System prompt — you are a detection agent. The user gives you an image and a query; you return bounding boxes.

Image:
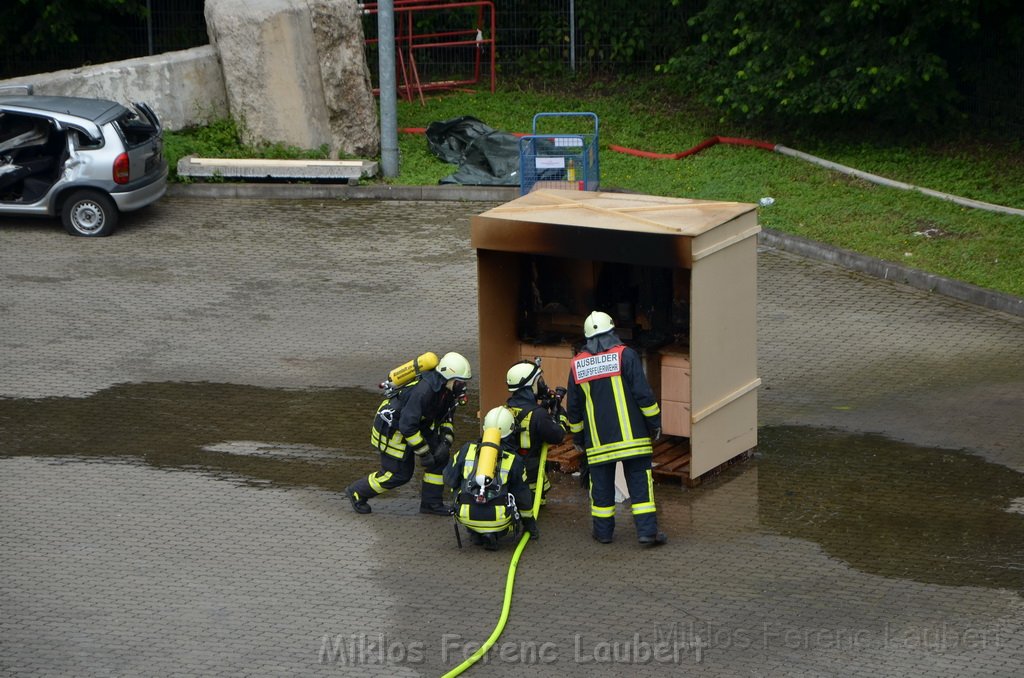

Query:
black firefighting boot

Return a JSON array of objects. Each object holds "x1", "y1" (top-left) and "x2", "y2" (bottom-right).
[
  {"x1": 345, "y1": 485, "x2": 372, "y2": 514},
  {"x1": 483, "y1": 533, "x2": 499, "y2": 551},
  {"x1": 639, "y1": 532, "x2": 668, "y2": 547},
  {"x1": 420, "y1": 480, "x2": 450, "y2": 515},
  {"x1": 419, "y1": 502, "x2": 452, "y2": 516}
]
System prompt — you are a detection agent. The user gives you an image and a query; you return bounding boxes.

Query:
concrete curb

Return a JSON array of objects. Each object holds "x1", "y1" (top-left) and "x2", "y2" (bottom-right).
[
  {"x1": 759, "y1": 228, "x2": 1024, "y2": 318},
  {"x1": 167, "y1": 182, "x2": 519, "y2": 203},
  {"x1": 167, "y1": 182, "x2": 1024, "y2": 319}
]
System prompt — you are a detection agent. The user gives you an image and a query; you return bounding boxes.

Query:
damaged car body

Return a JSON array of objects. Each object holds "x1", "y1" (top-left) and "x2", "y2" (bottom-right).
[{"x1": 0, "y1": 87, "x2": 166, "y2": 236}]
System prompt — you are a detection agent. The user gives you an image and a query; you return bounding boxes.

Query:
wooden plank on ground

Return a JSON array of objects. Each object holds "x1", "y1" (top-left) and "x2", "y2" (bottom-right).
[
  {"x1": 659, "y1": 453, "x2": 692, "y2": 473},
  {"x1": 545, "y1": 440, "x2": 581, "y2": 473}
]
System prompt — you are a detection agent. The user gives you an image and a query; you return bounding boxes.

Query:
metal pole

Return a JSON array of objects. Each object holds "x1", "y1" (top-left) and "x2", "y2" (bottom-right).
[
  {"x1": 378, "y1": 0, "x2": 399, "y2": 178},
  {"x1": 569, "y1": 0, "x2": 576, "y2": 73}
]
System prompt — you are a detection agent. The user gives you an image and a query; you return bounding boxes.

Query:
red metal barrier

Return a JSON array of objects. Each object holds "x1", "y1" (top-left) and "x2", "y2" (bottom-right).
[{"x1": 362, "y1": 1, "x2": 496, "y2": 104}]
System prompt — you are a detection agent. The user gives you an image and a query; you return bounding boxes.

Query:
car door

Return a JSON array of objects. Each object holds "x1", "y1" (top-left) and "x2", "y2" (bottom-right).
[{"x1": 116, "y1": 102, "x2": 164, "y2": 183}]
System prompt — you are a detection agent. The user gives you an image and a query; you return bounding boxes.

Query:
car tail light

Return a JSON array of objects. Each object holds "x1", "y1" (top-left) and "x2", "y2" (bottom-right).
[{"x1": 113, "y1": 152, "x2": 130, "y2": 184}]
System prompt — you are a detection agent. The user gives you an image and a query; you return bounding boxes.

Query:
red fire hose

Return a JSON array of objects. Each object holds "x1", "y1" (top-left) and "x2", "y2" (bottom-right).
[{"x1": 608, "y1": 135, "x2": 774, "y2": 159}]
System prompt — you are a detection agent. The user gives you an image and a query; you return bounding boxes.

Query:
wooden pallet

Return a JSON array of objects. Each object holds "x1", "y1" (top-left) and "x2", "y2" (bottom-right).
[
  {"x1": 650, "y1": 437, "x2": 692, "y2": 484},
  {"x1": 545, "y1": 435, "x2": 753, "y2": 487},
  {"x1": 544, "y1": 435, "x2": 694, "y2": 484},
  {"x1": 544, "y1": 438, "x2": 582, "y2": 473},
  {"x1": 652, "y1": 439, "x2": 757, "y2": 487}
]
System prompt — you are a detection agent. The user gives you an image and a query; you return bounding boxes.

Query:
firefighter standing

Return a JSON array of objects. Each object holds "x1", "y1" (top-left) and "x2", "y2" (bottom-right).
[
  {"x1": 566, "y1": 312, "x2": 668, "y2": 546},
  {"x1": 505, "y1": 360, "x2": 569, "y2": 503},
  {"x1": 345, "y1": 352, "x2": 472, "y2": 515},
  {"x1": 444, "y1": 406, "x2": 538, "y2": 550}
]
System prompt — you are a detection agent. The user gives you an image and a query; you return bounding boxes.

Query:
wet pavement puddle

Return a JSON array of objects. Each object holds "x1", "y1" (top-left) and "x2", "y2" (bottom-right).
[
  {"x1": 0, "y1": 381, "x2": 462, "y2": 490},
  {"x1": 758, "y1": 426, "x2": 1024, "y2": 593},
  {"x1": 2, "y1": 383, "x2": 1022, "y2": 593}
]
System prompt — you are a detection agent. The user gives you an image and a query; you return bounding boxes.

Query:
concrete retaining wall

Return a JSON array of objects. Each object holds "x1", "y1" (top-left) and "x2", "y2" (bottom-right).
[{"x1": 0, "y1": 46, "x2": 228, "y2": 132}]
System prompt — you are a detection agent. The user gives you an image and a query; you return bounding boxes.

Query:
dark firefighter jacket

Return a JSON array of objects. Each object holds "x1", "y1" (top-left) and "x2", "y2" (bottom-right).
[
  {"x1": 507, "y1": 389, "x2": 568, "y2": 458},
  {"x1": 371, "y1": 370, "x2": 456, "y2": 458},
  {"x1": 444, "y1": 439, "x2": 535, "y2": 531},
  {"x1": 566, "y1": 341, "x2": 661, "y2": 466}
]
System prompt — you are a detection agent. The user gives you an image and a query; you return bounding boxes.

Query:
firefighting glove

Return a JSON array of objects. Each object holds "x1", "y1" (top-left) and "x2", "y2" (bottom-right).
[
  {"x1": 651, "y1": 427, "x2": 662, "y2": 442},
  {"x1": 557, "y1": 413, "x2": 573, "y2": 436},
  {"x1": 522, "y1": 517, "x2": 539, "y2": 540},
  {"x1": 558, "y1": 411, "x2": 570, "y2": 435},
  {"x1": 420, "y1": 439, "x2": 452, "y2": 469},
  {"x1": 576, "y1": 446, "x2": 590, "y2": 489}
]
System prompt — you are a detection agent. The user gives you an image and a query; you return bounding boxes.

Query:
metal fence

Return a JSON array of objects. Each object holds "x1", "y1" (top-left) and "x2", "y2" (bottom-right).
[
  {"x1": 3, "y1": 1, "x2": 685, "y2": 80},
  {"x1": 3, "y1": 1, "x2": 1019, "y2": 136},
  {"x1": 0, "y1": 0, "x2": 207, "y2": 79},
  {"x1": 356, "y1": 0, "x2": 691, "y2": 100}
]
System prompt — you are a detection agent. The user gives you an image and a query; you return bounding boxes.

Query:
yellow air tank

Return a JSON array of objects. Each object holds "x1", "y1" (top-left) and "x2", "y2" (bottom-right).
[
  {"x1": 384, "y1": 352, "x2": 439, "y2": 388},
  {"x1": 474, "y1": 428, "x2": 501, "y2": 491}
]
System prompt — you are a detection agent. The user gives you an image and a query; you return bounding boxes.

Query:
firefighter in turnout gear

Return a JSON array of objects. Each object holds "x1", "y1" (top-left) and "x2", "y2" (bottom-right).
[
  {"x1": 566, "y1": 312, "x2": 668, "y2": 546},
  {"x1": 444, "y1": 406, "x2": 537, "y2": 551},
  {"x1": 345, "y1": 352, "x2": 471, "y2": 515},
  {"x1": 505, "y1": 360, "x2": 569, "y2": 503}
]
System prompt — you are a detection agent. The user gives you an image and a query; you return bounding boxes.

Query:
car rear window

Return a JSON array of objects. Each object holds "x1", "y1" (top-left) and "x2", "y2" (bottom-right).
[{"x1": 116, "y1": 107, "x2": 158, "y2": 146}]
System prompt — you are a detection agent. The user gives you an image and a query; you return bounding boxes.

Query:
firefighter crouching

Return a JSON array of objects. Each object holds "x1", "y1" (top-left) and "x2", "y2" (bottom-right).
[
  {"x1": 444, "y1": 406, "x2": 538, "y2": 551},
  {"x1": 567, "y1": 311, "x2": 668, "y2": 547},
  {"x1": 505, "y1": 360, "x2": 569, "y2": 504},
  {"x1": 345, "y1": 351, "x2": 472, "y2": 515}
]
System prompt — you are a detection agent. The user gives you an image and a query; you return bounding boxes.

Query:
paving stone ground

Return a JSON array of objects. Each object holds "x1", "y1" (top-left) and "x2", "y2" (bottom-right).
[{"x1": 1, "y1": 196, "x2": 1023, "y2": 677}]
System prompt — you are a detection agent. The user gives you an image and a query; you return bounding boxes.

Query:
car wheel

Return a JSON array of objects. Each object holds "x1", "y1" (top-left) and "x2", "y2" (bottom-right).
[{"x1": 61, "y1": 190, "x2": 118, "y2": 237}]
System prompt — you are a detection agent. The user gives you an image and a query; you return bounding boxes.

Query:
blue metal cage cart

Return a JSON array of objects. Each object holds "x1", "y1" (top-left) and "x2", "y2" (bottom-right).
[{"x1": 518, "y1": 112, "x2": 599, "y2": 195}]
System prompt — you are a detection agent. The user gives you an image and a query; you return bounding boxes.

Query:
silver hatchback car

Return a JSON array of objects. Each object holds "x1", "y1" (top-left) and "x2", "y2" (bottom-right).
[{"x1": 0, "y1": 87, "x2": 167, "y2": 236}]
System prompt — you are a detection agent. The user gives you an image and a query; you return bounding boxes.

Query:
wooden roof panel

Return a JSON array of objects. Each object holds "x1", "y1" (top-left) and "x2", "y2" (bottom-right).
[{"x1": 478, "y1": 189, "x2": 756, "y2": 236}]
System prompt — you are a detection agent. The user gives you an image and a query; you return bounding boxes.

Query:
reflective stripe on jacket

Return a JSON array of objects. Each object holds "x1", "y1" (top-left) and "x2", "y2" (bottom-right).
[
  {"x1": 507, "y1": 389, "x2": 566, "y2": 458},
  {"x1": 370, "y1": 370, "x2": 454, "y2": 458},
  {"x1": 566, "y1": 343, "x2": 661, "y2": 466}
]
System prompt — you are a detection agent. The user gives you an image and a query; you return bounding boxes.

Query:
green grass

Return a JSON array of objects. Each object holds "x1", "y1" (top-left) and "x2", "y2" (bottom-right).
[{"x1": 164, "y1": 80, "x2": 1024, "y2": 297}]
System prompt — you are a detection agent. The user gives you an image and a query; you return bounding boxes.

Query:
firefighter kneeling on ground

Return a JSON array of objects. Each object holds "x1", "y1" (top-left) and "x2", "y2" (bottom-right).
[
  {"x1": 345, "y1": 351, "x2": 471, "y2": 515},
  {"x1": 444, "y1": 405, "x2": 538, "y2": 551},
  {"x1": 505, "y1": 360, "x2": 570, "y2": 504}
]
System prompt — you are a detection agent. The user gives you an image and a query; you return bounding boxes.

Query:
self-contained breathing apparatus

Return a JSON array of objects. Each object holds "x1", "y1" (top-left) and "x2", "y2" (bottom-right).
[
  {"x1": 463, "y1": 427, "x2": 504, "y2": 504},
  {"x1": 373, "y1": 352, "x2": 468, "y2": 456},
  {"x1": 453, "y1": 427, "x2": 527, "y2": 548},
  {"x1": 538, "y1": 380, "x2": 568, "y2": 418},
  {"x1": 508, "y1": 357, "x2": 567, "y2": 427},
  {"x1": 379, "y1": 351, "x2": 439, "y2": 397},
  {"x1": 518, "y1": 357, "x2": 567, "y2": 417},
  {"x1": 514, "y1": 358, "x2": 568, "y2": 453},
  {"x1": 507, "y1": 359, "x2": 567, "y2": 512}
]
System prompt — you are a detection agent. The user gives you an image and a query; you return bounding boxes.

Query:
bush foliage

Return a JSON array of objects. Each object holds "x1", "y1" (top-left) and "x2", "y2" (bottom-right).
[
  {"x1": 0, "y1": 0, "x2": 146, "y2": 60},
  {"x1": 658, "y1": 0, "x2": 1022, "y2": 128}
]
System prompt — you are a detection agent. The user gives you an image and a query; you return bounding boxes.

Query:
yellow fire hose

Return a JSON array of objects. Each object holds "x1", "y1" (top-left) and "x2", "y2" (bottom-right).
[{"x1": 441, "y1": 444, "x2": 548, "y2": 678}]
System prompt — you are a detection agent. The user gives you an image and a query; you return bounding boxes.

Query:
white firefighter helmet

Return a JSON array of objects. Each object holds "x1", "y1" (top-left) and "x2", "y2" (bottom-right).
[
  {"x1": 583, "y1": 310, "x2": 615, "y2": 338},
  {"x1": 506, "y1": 360, "x2": 541, "y2": 392},
  {"x1": 482, "y1": 405, "x2": 516, "y2": 439},
  {"x1": 437, "y1": 352, "x2": 472, "y2": 381}
]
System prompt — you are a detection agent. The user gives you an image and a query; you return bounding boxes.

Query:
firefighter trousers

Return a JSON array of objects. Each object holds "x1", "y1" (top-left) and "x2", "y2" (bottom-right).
[
  {"x1": 348, "y1": 448, "x2": 446, "y2": 505},
  {"x1": 588, "y1": 455, "x2": 658, "y2": 542}
]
